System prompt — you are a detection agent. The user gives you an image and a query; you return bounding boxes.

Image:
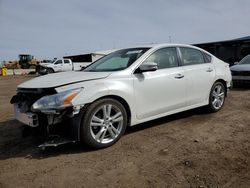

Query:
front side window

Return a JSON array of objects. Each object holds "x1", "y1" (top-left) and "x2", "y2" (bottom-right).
[
  {"x1": 144, "y1": 47, "x2": 179, "y2": 69},
  {"x1": 180, "y1": 47, "x2": 205, "y2": 66},
  {"x1": 84, "y1": 48, "x2": 149, "y2": 72},
  {"x1": 55, "y1": 60, "x2": 62, "y2": 65}
]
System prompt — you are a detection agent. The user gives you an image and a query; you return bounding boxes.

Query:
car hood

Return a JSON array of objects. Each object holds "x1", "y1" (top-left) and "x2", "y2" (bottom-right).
[
  {"x1": 230, "y1": 64, "x2": 250, "y2": 71},
  {"x1": 40, "y1": 63, "x2": 51, "y2": 66},
  {"x1": 18, "y1": 71, "x2": 111, "y2": 89}
]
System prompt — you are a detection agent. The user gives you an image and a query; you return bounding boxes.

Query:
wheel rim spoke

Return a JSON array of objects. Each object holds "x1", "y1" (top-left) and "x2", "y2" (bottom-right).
[
  {"x1": 217, "y1": 99, "x2": 221, "y2": 106},
  {"x1": 212, "y1": 99, "x2": 217, "y2": 106},
  {"x1": 91, "y1": 122, "x2": 103, "y2": 127},
  {"x1": 100, "y1": 129, "x2": 108, "y2": 142},
  {"x1": 95, "y1": 127, "x2": 105, "y2": 140},
  {"x1": 111, "y1": 112, "x2": 123, "y2": 122},
  {"x1": 218, "y1": 93, "x2": 224, "y2": 97},
  {"x1": 212, "y1": 91, "x2": 217, "y2": 97},
  {"x1": 108, "y1": 127, "x2": 116, "y2": 139},
  {"x1": 92, "y1": 115, "x2": 103, "y2": 123},
  {"x1": 107, "y1": 104, "x2": 112, "y2": 118},
  {"x1": 102, "y1": 106, "x2": 108, "y2": 119},
  {"x1": 217, "y1": 86, "x2": 221, "y2": 94},
  {"x1": 111, "y1": 124, "x2": 119, "y2": 135}
]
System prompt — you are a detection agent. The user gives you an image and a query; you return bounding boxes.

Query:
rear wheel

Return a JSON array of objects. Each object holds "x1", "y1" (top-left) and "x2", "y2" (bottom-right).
[
  {"x1": 208, "y1": 82, "x2": 226, "y2": 112},
  {"x1": 80, "y1": 98, "x2": 127, "y2": 148}
]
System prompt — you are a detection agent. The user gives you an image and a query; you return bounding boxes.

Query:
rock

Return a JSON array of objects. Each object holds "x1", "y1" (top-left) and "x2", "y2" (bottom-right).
[{"x1": 194, "y1": 139, "x2": 199, "y2": 142}]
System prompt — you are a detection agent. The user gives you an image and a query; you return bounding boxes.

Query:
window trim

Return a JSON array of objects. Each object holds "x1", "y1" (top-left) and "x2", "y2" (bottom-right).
[{"x1": 177, "y1": 47, "x2": 209, "y2": 67}]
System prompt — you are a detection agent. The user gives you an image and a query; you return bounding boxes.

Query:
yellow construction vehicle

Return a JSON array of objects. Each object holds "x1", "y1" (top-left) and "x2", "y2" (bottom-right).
[
  {"x1": 4, "y1": 54, "x2": 41, "y2": 69},
  {"x1": 19, "y1": 54, "x2": 40, "y2": 69}
]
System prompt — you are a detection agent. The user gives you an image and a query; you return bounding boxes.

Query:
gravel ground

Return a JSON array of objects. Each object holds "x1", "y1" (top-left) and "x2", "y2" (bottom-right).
[{"x1": 0, "y1": 75, "x2": 249, "y2": 188}]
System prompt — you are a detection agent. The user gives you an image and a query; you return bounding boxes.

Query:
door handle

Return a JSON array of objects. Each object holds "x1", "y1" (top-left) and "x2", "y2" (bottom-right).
[
  {"x1": 206, "y1": 67, "x2": 213, "y2": 72},
  {"x1": 175, "y1": 73, "x2": 184, "y2": 79}
]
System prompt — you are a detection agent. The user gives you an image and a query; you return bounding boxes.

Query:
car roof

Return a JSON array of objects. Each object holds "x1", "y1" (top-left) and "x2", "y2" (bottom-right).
[{"x1": 129, "y1": 43, "x2": 198, "y2": 49}]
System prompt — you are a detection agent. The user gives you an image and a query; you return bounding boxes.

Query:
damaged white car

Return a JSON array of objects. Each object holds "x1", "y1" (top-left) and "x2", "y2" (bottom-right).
[{"x1": 11, "y1": 44, "x2": 232, "y2": 149}]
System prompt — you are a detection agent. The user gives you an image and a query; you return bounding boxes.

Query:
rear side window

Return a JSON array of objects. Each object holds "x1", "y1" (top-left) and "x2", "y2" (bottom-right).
[
  {"x1": 64, "y1": 60, "x2": 70, "y2": 64},
  {"x1": 144, "y1": 47, "x2": 179, "y2": 69},
  {"x1": 203, "y1": 53, "x2": 212, "y2": 63},
  {"x1": 179, "y1": 47, "x2": 205, "y2": 66}
]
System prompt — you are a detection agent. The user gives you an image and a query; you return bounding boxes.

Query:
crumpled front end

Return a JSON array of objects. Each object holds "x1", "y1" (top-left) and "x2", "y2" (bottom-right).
[{"x1": 10, "y1": 87, "x2": 83, "y2": 147}]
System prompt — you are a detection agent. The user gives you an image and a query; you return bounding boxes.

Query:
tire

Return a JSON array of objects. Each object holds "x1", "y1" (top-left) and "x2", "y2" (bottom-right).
[
  {"x1": 21, "y1": 64, "x2": 29, "y2": 69},
  {"x1": 80, "y1": 98, "x2": 127, "y2": 149},
  {"x1": 47, "y1": 68, "x2": 54, "y2": 74},
  {"x1": 208, "y1": 82, "x2": 226, "y2": 112}
]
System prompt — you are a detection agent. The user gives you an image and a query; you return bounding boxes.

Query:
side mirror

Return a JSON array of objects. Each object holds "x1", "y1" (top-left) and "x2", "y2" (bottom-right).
[
  {"x1": 234, "y1": 62, "x2": 239, "y2": 65},
  {"x1": 135, "y1": 62, "x2": 158, "y2": 73}
]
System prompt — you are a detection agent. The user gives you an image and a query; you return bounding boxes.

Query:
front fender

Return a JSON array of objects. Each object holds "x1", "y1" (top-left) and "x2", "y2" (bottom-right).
[{"x1": 69, "y1": 81, "x2": 110, "y2": 106}]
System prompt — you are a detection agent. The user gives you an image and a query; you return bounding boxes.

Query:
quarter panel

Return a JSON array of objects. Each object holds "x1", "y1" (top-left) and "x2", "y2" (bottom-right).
[{"x1": 214, "y1": 59, "x2": 232, "y2": 88}]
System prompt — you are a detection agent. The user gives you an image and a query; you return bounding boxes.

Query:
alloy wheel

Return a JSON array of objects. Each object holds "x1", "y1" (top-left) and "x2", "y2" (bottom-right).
[
  {"x1": 90, "y1": 104, "x2": 124, "y2": 144},
  {"x1": 211, "y1": 84, "x2": 225, "y2": 110}
]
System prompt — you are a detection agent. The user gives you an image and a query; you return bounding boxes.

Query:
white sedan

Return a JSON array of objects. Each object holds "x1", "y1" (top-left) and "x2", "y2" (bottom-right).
[{"x1": 11, "y1": 44, "x2": 232, "y2": 148}]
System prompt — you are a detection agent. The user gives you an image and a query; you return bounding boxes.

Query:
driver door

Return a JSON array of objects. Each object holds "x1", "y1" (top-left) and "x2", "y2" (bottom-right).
[{"x1": 133, "y1": 47, "x2": 186, "y2": 120}]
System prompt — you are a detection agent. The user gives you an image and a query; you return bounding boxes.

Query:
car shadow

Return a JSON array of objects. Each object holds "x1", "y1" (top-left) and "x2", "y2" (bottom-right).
[
  {"x1": 0, "y1": 120, "x2": 92, "y2": 160},
  {"x1": 0, "y1": 107, "x2": 208, "y2": 160},
  {"x1": 125, "y1": 107, "x2": 208, "y2": 134}
]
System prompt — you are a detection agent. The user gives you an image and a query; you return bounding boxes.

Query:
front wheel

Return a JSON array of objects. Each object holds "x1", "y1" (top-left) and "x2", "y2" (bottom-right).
[
  {"x1": 80, "y1": 98, "x2": 127, "y2": 149},
  {"x1": 47, "y1": 68, "x2": 54, "y2": 74},
  {"x1": 208, "y1": 82, "x2": 226, "y2": 112}
]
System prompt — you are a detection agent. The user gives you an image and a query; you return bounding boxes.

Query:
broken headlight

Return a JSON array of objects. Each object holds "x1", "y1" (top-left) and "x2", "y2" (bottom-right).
[{"x1": 32, "y1": 88, "x2": 82, "y2": 111}]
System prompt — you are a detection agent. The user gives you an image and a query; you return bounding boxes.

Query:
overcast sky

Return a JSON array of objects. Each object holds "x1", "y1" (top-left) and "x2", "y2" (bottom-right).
[{"x1": 0, "y1": 0, "x2": 249, "y2": 61}]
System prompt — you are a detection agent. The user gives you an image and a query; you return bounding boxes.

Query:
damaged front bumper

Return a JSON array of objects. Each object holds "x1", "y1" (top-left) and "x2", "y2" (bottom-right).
[
  {"x1": 14, "y1": 104, "x2": 39, "y2": 127},
  {"x1": 11, "y1": 89, "x2": 84, "y2": 148}
]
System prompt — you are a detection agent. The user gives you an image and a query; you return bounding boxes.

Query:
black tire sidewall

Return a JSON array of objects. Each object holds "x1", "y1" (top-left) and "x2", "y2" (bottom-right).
[
  {"x1": 80, "y1": 98, "x2": 127, "y2": 149},
  {"x1": 47, "y1": 68, "x2": 54, "y2": 73},
  {"x1": 208, "y1": 82, "x2": 226, "y2": 112}
]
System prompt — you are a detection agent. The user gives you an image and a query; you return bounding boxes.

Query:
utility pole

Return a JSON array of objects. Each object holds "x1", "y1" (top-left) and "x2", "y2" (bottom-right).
[{"x1": 169, "y1": 36, "x2": 172, "y2": 43}]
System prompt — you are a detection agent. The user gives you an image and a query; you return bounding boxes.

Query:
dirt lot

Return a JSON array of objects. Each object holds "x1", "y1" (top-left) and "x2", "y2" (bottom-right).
[{"x1": 0, "y1": 76, "x2": 249, "y2": 188}]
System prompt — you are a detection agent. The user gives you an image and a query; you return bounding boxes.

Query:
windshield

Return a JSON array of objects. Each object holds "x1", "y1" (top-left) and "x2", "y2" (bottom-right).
[
  {"x1": 239, "y1": 55, "x2": 250, "y2": 65},
  {"x1": 49, "y1": 58, "x2": 57, "y2": 64},
  {"x1": 84, "y1": 48, "x2": 150, "y2": 72},
  {"x1": 42, "y1": 60, "x2": 52, "y2": 63}
]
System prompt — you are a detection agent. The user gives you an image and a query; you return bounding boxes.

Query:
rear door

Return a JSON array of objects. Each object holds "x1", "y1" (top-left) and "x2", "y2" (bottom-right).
[
  {"x1": 53, "y1": 60, "x2": 63, "y2": 72},
  {"x1": 178, "y1": 47, "x2": 215, "y2": 106},
  {"x1": 63, "y1": 59, "x2": 72, "y2": 71},
  {"x1": 133, "y1": 47, "x2": 187, "y2": 120}
]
